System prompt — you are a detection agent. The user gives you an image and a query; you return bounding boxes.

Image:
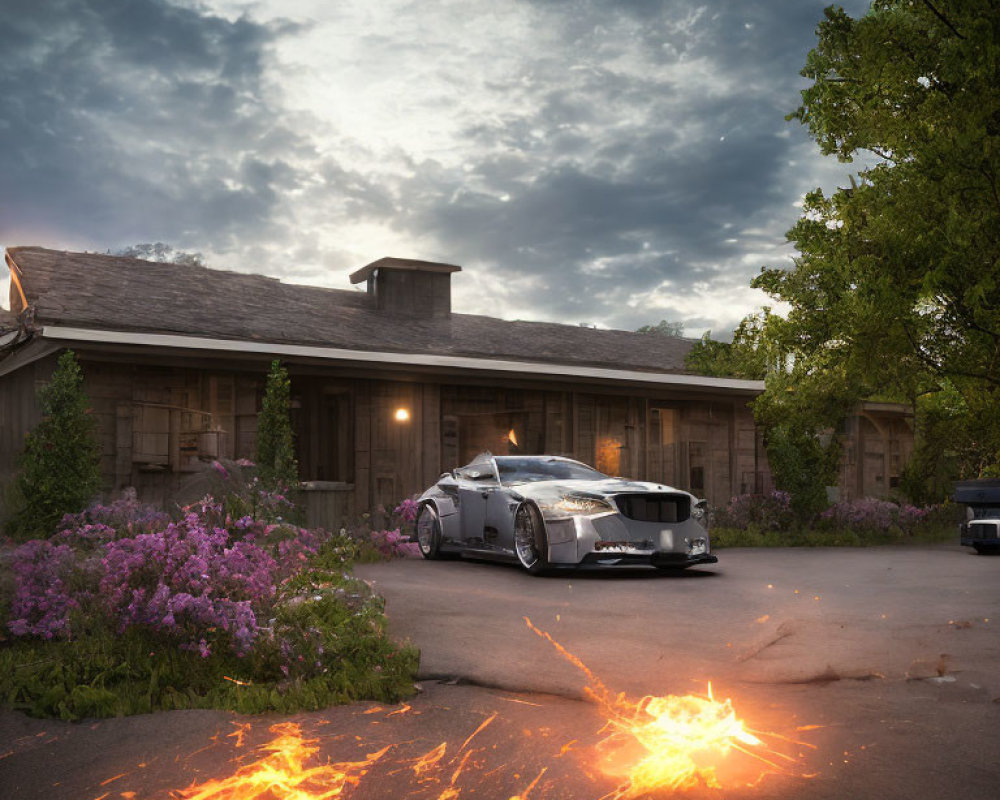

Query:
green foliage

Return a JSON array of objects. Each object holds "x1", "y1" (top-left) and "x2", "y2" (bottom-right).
[
  {"x1": 256, "y1": 360, "x2": 298, "y2": 491},
  {"x1": 684, "y1": 311, "x2": 776, "y2": 379},
  {"x1": 711, "y1": 507, "x2": 959, "y2": 549},
  {"x1": 750, "y1": 0, "x2": 1000, "y2": 488},
  {"x1": 636, "y1": 319, "x2": 685, "y2": 337},
  {"x1": 5, "y1": 351, "x2": 101, "y2": 540}
]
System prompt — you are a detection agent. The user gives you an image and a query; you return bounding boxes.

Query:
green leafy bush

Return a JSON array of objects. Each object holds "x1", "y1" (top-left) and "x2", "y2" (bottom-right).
[{"x1": 5, "y1": 351, "x2": 101, "y2": 541}]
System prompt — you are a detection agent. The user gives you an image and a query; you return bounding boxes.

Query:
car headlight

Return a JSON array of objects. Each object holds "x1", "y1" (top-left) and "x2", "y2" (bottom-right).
[{"x1": 543, "y1": 493, "x2": 616, "y2": 516}]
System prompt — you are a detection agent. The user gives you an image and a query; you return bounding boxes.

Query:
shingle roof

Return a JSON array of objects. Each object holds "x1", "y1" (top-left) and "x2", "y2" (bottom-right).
[{"x1": 6, "y1": 246, "x2": 695, "y2": 374}]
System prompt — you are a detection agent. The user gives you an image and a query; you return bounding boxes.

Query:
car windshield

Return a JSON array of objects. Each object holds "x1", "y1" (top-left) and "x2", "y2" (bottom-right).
[{"x1": 494, "y1": 456, "x2": 607, "y2": 485}]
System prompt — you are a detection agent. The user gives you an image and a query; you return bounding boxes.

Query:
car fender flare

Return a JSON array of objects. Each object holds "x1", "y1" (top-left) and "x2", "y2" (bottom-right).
[{"x1": 421, "y1": 498, "x2": 460, "y2": 546}]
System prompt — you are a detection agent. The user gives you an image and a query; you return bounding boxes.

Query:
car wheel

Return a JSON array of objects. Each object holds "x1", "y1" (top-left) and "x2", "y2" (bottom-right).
[
  {"x1": 416, "y1": 503, "x2": 444, "y2": 559},
  {"x1": 513, "y1": 503, "x2": 548, "y2": 575}
]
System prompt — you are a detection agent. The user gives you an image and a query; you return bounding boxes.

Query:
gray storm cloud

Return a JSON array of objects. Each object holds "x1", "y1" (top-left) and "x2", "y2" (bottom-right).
[{"x1": 0, "y1": 0, "x2": 870, "y2": 333}]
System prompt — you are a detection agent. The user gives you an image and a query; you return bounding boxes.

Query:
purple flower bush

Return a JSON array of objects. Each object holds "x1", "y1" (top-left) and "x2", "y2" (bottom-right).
[
  {"x1": 2, "y1": 467, "x2": 421, "y2": 718},
  {"x1": 819, "y1": 498, "x2": 934, "y2": 537},
  {"x1": 716, "y1": 491, "x2": 796, "y2": 531},
  {"x1": 6, "y1": 493, "x2": 336, "y2": 659},
  {"x1": 98, "y1": 513, "x2": 278, "y2": 656},
  {"x1": 7, "y1": 539, "x2": 82, "y2": 639},
  {"x1": 368, "y1": 498, "x2": 422, "y2": 558}
]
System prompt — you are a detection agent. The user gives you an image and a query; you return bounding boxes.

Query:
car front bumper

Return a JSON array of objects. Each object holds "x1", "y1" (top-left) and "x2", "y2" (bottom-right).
[
  {"x1": 543, "y1": 511, "x2": 716, "y2": 566},
  {"x1": 578, "y1": 551, "x2": 719, "y2": 568}
]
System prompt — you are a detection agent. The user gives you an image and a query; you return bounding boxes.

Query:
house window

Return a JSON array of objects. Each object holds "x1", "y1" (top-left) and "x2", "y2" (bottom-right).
[
  {"x1": 132, "y1": 404, "x2": 171, "y2": 466},
  {"x1": 290, "y1": 384, "x2": 354, "y2": 482},
  {"x1": 130, "y1": 372, "x2": 252, "y2": 471}
]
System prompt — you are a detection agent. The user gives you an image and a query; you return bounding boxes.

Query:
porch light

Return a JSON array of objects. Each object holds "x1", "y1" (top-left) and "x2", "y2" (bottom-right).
[{"x1": 394, "y1": 407, "x2": 410, "y2": 422}]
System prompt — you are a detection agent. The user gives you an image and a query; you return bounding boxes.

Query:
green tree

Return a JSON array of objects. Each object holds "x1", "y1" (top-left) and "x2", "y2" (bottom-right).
[
  {"x1": 5, "y1": 351, "x2": 101, "y2": 540},
  {"x1": 636, "y1": 319, "x2": 685, "y2": 337},
  {"x1": 750, "y1": 1, "x2": 1000, "y2": 500},
  {"x1": 255, "y1": 360, "x2": 298, "y2": 491}
]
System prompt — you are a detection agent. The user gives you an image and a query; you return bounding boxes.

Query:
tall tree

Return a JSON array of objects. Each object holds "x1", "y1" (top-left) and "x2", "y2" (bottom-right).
[
  {"x1": 255, "y1": 360, "x2": 298, "y2": 491},
  {"x1": 5, "y1": 350, "x2": 102, "y2": 539},
  {"x1": 752, "y1": 0, "x2": 1000, "y2": 493}
]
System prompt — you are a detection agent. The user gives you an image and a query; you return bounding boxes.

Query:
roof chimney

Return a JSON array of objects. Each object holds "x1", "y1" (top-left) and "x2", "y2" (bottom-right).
[{"x1": 349, "y1": 257, "x2": 461, "y2": 318}]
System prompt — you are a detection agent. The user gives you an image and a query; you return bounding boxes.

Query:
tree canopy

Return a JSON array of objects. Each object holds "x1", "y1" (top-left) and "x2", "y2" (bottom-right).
[
  {"x1": 749, "y1": 0, "x2": 1000, "y2": 496},
  {"x1": 636, "y1": 319, "x2": 685, "y2": 337}
]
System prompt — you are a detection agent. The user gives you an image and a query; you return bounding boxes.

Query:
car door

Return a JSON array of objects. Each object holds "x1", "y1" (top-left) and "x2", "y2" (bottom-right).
[{"x1": 456, "y1": 472, "x2": 498, "y2": 548}]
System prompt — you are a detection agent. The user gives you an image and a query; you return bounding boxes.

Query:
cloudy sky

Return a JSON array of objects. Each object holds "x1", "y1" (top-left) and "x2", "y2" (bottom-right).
[{"x1": 1, "y1": 0, "x2": 870, "y2": 335}]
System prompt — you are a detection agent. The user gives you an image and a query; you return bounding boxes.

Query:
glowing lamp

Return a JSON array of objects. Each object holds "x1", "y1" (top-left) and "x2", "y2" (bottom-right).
[{"x1": 394, "y1": 407, "x2": 410, "y2": 422}]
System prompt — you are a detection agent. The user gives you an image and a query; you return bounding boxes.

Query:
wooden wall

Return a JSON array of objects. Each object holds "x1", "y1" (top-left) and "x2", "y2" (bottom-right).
[{"x1": 4, "y1": 348, "x2": 917, "y2": 527}]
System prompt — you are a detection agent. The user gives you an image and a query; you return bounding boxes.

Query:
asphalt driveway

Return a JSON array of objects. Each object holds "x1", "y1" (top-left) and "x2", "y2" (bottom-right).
[{"x1": 2, "y1": 544, "x2": 998, "y2": 799}]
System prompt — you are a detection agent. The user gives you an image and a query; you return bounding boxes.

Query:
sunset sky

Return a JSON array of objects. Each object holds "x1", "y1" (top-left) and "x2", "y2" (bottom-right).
[{"x1": 1, "y1": 0, "x2": 870, "y2": 336}]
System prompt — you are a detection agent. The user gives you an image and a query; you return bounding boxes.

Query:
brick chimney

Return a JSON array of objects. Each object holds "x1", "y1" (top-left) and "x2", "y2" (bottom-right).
[{"x1": 349, "y1": 257, "x2": 461, "y2": 318}]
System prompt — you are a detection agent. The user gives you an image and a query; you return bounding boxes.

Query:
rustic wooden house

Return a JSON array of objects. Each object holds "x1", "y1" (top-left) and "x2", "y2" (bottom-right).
[{"x1": 0, "y1": 246, "x2": 908, "y2": 527}]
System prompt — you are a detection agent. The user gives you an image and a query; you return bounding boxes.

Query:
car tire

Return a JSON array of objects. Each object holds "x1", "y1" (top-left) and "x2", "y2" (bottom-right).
[
  {"x1": 513, "y1": 503, "x2": 548, "y2": 575},
  {"x1": 416, "y1": 503, "x2": 445, "y2": 559}
]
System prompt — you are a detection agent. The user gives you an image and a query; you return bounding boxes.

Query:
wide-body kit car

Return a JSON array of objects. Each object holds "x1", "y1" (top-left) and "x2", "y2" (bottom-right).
[{"x1": 415, "y1": 454, "x2": 717, "y2": 574}]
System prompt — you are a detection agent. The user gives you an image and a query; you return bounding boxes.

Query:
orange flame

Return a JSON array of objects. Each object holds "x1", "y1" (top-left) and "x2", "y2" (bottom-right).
[
  {"x1": 523, "y1": 616, "x2": 809, "y2": 795},
  {"x1": 507, "y1": 429, "x2": 519, "y2": 447},
  {"x1": 175, "y1": 722, "x2": 388, "y2": 800}
]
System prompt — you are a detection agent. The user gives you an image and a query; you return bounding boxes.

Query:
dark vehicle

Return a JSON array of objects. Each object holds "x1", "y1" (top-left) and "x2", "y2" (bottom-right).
[
  {"x1": 955, "y1": 479, "x2": 1000, "y2": 554},
  {"x1": 415, "y1": 453, "x2": 717, "y2": 574}
]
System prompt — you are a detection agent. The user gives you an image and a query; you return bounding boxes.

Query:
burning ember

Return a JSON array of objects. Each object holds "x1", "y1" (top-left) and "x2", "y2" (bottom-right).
[
  {"x1": 175, "y1": 722, "x2": 388, "y2": 800},
  {"x1": 524, "y1": 617, "x2": 810, "y2": 796}
]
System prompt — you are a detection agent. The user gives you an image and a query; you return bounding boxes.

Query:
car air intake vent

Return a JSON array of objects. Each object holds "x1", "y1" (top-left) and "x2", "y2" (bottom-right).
[{"x1": 615, "y1": 494, "x2": 690, "y2": 523}]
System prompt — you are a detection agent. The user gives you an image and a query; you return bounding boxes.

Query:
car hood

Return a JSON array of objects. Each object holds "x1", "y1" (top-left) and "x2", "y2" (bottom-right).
[{"x1": 510, "y1": 478, "x2": 695, "y2": 505}]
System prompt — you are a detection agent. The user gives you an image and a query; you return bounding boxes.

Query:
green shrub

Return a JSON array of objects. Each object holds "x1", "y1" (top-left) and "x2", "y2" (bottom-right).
[
  {"x1": 5, "y1": 351, "x2": 101, "y2": 541},
  {"x1": 256, "y1": 360, "x2": 299, "y2": 492}
]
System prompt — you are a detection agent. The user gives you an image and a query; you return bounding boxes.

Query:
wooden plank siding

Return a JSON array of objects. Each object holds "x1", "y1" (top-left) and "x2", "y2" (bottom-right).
[{"x1": 2, "y1": 350, "x2": 826, "y2": 528}]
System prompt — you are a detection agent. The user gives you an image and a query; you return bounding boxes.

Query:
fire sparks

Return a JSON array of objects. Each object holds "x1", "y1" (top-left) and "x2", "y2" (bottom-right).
[
  {"x1": 175, "y1": 722, "x2": 388, "y2": 800},
  {"x1": 107, "y1": 627, "x2": 815, "y2": 800},
  {"x1": 524, "y1": 616, "x2": 810, "y2": 796}
]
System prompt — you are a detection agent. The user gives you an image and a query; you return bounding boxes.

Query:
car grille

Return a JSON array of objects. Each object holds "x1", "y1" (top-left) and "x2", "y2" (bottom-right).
[{"x1": 614, "y1": 493, "x2": 690, "y2": 523}]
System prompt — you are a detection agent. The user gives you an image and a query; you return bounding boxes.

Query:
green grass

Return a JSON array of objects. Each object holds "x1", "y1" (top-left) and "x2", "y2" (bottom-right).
[{"x1": 710, "y1": 522, "x2": 958, "y2": 549}]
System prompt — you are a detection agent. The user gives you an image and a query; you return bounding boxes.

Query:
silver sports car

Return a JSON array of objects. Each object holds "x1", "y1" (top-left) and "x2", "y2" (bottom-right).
[{"x1": 415, "y1": 453, "x2": 717, "y2": 574}]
